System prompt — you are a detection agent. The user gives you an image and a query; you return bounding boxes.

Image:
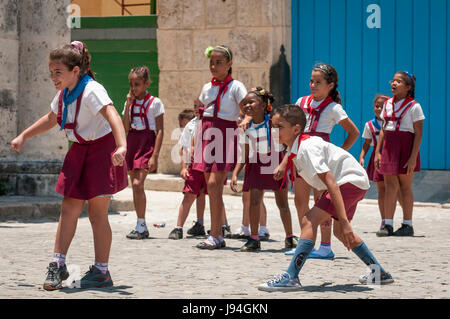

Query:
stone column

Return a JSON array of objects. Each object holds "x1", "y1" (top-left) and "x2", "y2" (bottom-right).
[
  {"x1": 0, "y1": 0, "x2": 71, "y2": 195},
  {"x1": 17, "y1": 0, "x2": 71, "y2": 161},
  {"x1": 0, "y1": 0, "x2": 19, "y2": 160}
]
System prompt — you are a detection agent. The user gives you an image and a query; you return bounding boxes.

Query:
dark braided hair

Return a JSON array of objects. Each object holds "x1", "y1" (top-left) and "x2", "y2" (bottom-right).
[
  {"x1": 313, "y1": 63, "x2": 342, "y2": 104},
  {"x1": 249, "y1": 87, "x2": 275, "y2": 114},
  {"x1": 129, "y1": 66, "x2": 151, "y2": 83}
]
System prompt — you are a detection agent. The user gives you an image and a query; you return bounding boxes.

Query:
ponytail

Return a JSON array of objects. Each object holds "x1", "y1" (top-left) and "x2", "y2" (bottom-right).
[{"x1": 313, "y1": 63, "x2": 341, "y2": 104}]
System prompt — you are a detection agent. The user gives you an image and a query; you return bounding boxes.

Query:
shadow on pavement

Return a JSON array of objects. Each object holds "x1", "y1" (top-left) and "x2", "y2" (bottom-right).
[
  {"x1": 59, "y1": 285, "x2": 134, "y2": 296},
  {"x1": 301, "y1": 282, "x2": 374, "y2": 293}
]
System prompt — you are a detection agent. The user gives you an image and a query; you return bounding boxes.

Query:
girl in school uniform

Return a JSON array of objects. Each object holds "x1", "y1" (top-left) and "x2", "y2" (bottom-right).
[
  {"x1": 192, "y1": 45, "x2": 247, "y2": 249},
  {"x1": 11, "y1": 41, "x2": 128, "y2": 290},
  {"x1": 283, "y1": 63, "x2": 359, "y2": 259},
  {"x1": 259, "y1": 105, "x2": 394, "y2": 292},
  {"x1": 122, "y1": 66, "x2": 165, "y2": 240},
  {"x1": 374, "y1": 72, "x2": 424, "y2": 237},
  {"x1": 359, "y1": 94, "x2": 404, "y2": 234},
  {"x1": 232, "y1": 113, "x2": 268, "y2": 241},
  {"x1": 231, "y1": 88, "x2": 296, "y2": 252}
]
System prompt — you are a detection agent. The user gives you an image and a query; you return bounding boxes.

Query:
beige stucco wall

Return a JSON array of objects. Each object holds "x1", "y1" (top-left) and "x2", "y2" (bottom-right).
[
  {"x1": 157, "y1": 0, "x2": 291, "y2": 174},
  {"x1": 71, "y1": 0, "x2": 151, "y2": 16}
]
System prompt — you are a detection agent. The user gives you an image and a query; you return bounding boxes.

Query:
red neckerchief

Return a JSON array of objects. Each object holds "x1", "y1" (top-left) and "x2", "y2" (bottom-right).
[
  {"x1": 281, "y1": 133, "x2": 311, "y2": 188},
  {"x1": 305, "y1": 95, "x2": 334, "y2": 131},
  {"x1": 210, "y1": 74, "x2": 234, "y2": 117}
]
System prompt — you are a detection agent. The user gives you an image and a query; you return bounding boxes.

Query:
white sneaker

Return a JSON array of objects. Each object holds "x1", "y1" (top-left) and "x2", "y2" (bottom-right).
[
  {"x1": 359, "y1": 271, "x2": 394, "y2": 285},
  {"x1": 258, "y1": 272, "x2": 302, "y2": 292}
]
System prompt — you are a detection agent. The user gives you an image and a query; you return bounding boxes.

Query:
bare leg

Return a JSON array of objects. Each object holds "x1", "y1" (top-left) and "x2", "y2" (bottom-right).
[
  {"x1": 87, "y1": 196, "x2": 112, "y2": 263},
  {"x1": 242, "y1": 191, "x2": 251, "y2": 227},
  {"x1": 398, "y1": 174, "x2": 414, "y2": 221},
  {"x1": 377, "y1": 181, "x2": 386, "y2": 222},
  {"x1": 129, "y1": 169, "x2": 148, "y2": 220},
  {"x1": 383, "y1": 174, "x2": 400, "y2": 220},
  {"x1": 274, "y1": 188, "x2": 293, "y2": 236},
  {"x1": 196, "y1": 191, "x2": 206, "y2": 222},
  {"x1": 249, "y1": 189, "x2": 264, "y2": 237},
  {"x1": 53, "y1": 197, "x2": 85, "y2": 255},
  {"x1": 205, "y1": 171, "x2": 227, "y2": 239},
  {"x1": 177, "y1": 193, "x2": 197, "y2": 227},
  {"x1": 294, "y1": 177, "x2": 312, "y2": 228}
]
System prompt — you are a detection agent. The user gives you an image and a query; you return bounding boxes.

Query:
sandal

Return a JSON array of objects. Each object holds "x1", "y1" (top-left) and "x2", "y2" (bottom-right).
[{"x1": 196, "y1": 236, "x2": 225, "y2": 250}]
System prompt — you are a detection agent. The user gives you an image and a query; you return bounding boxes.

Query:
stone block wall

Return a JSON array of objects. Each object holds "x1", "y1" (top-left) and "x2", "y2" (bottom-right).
[
  {"x1": 0, "y1": 0, "x2": 19, "y2": 160},
  {"x1": 157, "y1": 0, "x2": 291, "y2": 174},
  {"x1": 0, "y1": 0, "x2": 70, "y2": 196}
]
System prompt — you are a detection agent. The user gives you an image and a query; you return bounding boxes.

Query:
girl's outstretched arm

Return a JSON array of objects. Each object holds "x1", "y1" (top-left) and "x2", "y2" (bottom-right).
[
  {"x1": 11, "y1": 111, "x2": 58, "y2": 152},
  {"x1": 100, "y1": 104, "x2": 127, "y2": 166},
  {"x1": 339, "y1": 118, "x2": 360, "y2": 151}
]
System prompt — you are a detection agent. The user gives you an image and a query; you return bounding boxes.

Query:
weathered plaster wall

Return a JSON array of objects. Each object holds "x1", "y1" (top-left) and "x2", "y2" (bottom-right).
[{"x1": 157, "y1": 0, "x2": 291, "y2": 174}]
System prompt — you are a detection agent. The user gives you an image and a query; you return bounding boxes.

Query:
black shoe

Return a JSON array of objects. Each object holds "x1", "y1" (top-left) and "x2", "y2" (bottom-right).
[
  {"x1": 259, "y1": 232, "x2": 270, "y2": 241},
  {"x1": 43, "y1": 262, "x2": 69, "y2": 291},
  {"x1": 187, "y1": 221, "x2": 206, "y2": 236},
  {"x1": 240, "y1": 238, "x2": 261, "y2": 252},
  {"x1": 393, "y1": 224, "x2": 414, "y2": 237},
  {"x1": 126, "y1": 229, "x2": 149, "y2": 240},
  {"x1": 168, "y1": 228, "x2": 183, "y2": 240},
  {"x1": 222, "y1": 225, "x2": 232, "y2": 239},
  {"x1": 80, "y1": 266, "x2": 113, "y2": 289},
  {"x1": 207, "y1": 225, "x2": 231, "y2": 238},
  {"x1": 285, "y1": 236, "x2": 299, "y2": 249},
  {"x1": 376, "y1": 225, "x2": 394, "y2": 237}
]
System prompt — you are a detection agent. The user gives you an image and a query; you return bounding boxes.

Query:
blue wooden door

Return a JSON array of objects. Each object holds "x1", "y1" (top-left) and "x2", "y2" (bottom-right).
[{"x1": 292, "y1": 0, "x2": 450, "y2": 170}]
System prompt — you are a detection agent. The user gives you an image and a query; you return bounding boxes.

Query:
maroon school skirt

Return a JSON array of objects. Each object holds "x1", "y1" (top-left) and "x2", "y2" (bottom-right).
[
  {"x1": 55, "y1": 133, "x2": 128, "y2": 200},
  {"x1": 126, "y1": 129, "x2": 156, "y2": 171},
  {"x1": 243, "y1": 152, "x2": 286, "y2": 191},
  {"x1": 366, "y1": 150, "x2": 384, "y2": 182},
  {"x1": 191, "y1": 117, "x2": 238, "y2": 173},
  {"x1": 183, "y1": 167, "x2": 208, "y2": 196},
  {"x1": 379, "y1": 131, "x2": 420, "y2": 175}
]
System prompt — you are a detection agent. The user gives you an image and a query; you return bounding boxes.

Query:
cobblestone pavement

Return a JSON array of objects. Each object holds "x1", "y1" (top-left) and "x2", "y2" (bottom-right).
[{"x1": 0, "y1": 190, "x2": 449, "y2": 299}]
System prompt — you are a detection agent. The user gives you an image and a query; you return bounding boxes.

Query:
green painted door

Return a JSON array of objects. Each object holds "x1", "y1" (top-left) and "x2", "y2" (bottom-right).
[{"x1": 71, "y1": 16, "x2": 159, "y2": 115}]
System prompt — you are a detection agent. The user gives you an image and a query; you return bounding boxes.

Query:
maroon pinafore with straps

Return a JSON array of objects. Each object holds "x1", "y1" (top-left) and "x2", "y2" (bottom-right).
[
  {"x1": 192, "y1": 75, "x2": 238, "y2": 173},
  {"x1": 294, "y1": 95, "x2": 334, "y2": 178},
  {"x1": 125, "y1": 93, "x2": 157, "y2": 171},
  {"x1": 55, "y1": 91, "x2": 128, "y2": 200},
  {"x1": 242, "y1": 119, "x2": 286, "y2": 192},
  {"x1": 379, "y1": 97, "x2": 421, "y2": 175}
]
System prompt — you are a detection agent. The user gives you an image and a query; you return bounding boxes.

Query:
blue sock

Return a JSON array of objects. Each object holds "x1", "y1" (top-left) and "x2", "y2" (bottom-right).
[
  {"x1": 286, "y1": 238, "x2": 315, "y2": 278},
  {"x1": 352, "y1": 241, "x2": 386, "y2": 274}
]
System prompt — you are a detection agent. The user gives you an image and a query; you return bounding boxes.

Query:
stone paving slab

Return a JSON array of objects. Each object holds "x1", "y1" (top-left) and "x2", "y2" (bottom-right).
[{"x1": 0, "y1": 190, "x2": 449, "y2": 299}]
